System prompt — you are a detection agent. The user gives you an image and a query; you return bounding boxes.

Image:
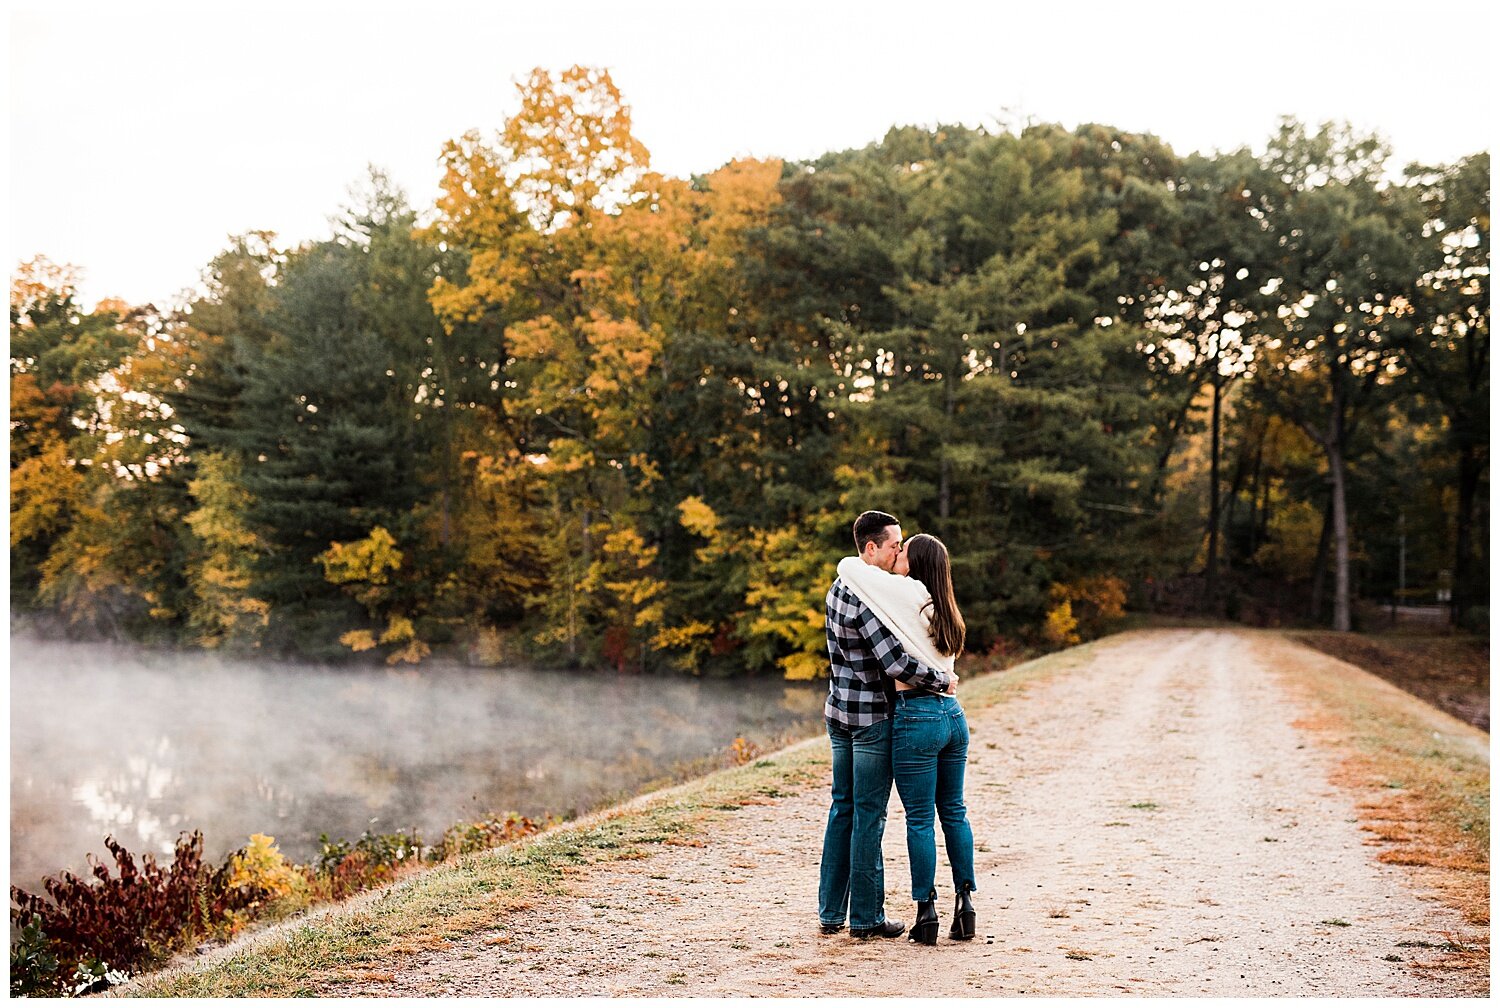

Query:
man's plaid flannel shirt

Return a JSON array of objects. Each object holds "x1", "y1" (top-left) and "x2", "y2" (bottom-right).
[{"x1": 824, "y1": 575, "x2": 957, "y2": 728}]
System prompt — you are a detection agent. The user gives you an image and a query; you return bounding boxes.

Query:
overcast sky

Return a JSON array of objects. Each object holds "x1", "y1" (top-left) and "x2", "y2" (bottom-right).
[{"x1": 8, "y1": 0, "x2": 1494, "y2": 309}]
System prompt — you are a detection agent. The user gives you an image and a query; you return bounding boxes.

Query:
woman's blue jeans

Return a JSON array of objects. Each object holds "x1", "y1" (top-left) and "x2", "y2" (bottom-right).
[{"x1": 891, "y1": 693, "x2": 977, "y2": 900}]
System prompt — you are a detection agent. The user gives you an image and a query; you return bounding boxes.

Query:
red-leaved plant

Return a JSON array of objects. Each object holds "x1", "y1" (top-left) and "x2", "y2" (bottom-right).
[{"x1": 10, "y1": 831, "x2": 212, "y2": 979}]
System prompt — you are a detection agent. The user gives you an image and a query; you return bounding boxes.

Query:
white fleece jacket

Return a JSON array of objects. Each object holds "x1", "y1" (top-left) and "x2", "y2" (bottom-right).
[{"x1": 836, "y1": 555, "x2": 955, "y2": 676}]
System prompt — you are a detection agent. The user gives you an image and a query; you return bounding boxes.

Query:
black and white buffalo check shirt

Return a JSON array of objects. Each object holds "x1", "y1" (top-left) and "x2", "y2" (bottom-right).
[{"x1": 824, "y1": 576, "x2": 957, "y2": 729}]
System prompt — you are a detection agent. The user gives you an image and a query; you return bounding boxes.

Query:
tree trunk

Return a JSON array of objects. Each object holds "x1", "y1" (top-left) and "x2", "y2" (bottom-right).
[
  {"x1": 1452, "y1": 440, "x2": 1482, "y2": 623},
  {"x1": 939, "y1": 458, "x2": 952, "y2": 523},
  {"x1": 1205, "y1": 336, "x2": 1222, "y2": 612},
  {"x1": 1257, "y1": 465, "x2": 1272, "y2": 550},
  {"x1": 1310, "y1": 495, "x2": 1334, "y2": 622},
  {"x1": 1247, "y1": 437, "x2": 1265, "y2": 557},
  {"x1": 939, "y1": 371, "x2": 955, "y2": 526},
  {"x1": 1222, "y1": 415, "x2": 1257, "y2": 573},
  {"x1": 439, "y1": 487, "x2": 451, "y2": 548},
  {"x1": 1327, "y1": 410, "x2": 1352, "y2": 632},
  {"x1": 1152, "y1": 385, "x2": 1200, "y2": 502}
]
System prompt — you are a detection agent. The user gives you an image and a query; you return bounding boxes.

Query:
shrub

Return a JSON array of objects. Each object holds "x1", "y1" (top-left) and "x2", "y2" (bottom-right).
[
  {"x1": 9, "y1": 913, "x2": 62, "y2": 996},
  {"x1": 1047, "y1": 576, "x2": 1128, "y2": 641},
  {"x1": 222, "y1": 834, "x2": 310, "y2": 928},
  {"x1": 312, "y1": 848, "x2": 377, "y2": 902},
  {"x1": 1042, "y1": 599, "x2": 1080, "y2": 646},
  {"x1": 312, "y1": 827, "x2": 423, "y2": 900},
  {"x1": 728, "y1": 736, "x2": 762, "y2": 766},
  {"x1": 429, "y1": 813, "x2": 545, "y2": 862},
  {"x1": 9, "y1": 831, "x2": 208, "y2": 988},
  {"x1": 12, "y1": 811, "x2": 557, "y2": 995}
]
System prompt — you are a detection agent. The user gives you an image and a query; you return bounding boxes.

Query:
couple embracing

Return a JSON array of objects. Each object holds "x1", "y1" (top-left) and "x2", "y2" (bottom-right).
[{"x1": 818, "y1": 510, "x2": 977, "y2": 945}]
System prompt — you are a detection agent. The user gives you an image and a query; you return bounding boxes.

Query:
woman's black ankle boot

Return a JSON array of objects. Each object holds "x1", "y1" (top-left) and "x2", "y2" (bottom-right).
[
  {"x1": 910, "y1": 892, "x2": 939, "y2": 945},
  {"x1": 950, "y1": 885, "x2": 976, "y2": 941}
]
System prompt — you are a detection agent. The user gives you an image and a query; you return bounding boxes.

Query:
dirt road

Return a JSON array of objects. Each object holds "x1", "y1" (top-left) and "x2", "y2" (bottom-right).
[{"x1": 335, "y1": 629, "x2": 1488, "y2": 996}]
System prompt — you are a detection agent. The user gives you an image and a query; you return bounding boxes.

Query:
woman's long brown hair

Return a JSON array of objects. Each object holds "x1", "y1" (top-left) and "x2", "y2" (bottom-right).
[{"x1": 904, "y1": 533, "x2": 965, "y2": 657}]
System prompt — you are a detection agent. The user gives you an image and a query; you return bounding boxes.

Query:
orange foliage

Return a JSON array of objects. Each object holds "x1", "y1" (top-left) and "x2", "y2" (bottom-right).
[
  {"x1": 9, "y1": 255, "x2": 81, "y2": 324},
  {"x1": 1046, "y1": 575, "x2": 1128, "y2": 641},
  {"x1": 501, "y1": 65, "x2": 651, "y2": 232}
]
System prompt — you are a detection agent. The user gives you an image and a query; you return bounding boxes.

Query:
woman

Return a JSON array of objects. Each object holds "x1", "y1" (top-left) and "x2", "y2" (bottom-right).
[{"x1": 835, "y1": 533, "x2": 976, "y2": 946}]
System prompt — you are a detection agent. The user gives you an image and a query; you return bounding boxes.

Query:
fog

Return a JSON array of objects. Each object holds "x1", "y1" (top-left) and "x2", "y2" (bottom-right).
[{"x1": 9, "y1": 634, "x2": 824, "y2": 892}]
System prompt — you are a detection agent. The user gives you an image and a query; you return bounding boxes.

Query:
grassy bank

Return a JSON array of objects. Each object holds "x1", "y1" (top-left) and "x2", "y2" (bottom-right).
[
  {"x1": 1271, "y1": 632, "x2": 1489, "y2": 976},
  {"x1": 121, "y1": 643, "x2": 1089, "y2": 997},
  {"x1": 1292, "y1": 630, "x2": 1489, "y2": 732}
]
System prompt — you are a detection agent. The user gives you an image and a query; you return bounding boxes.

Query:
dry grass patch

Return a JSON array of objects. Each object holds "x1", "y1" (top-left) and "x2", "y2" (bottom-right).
[{"x1": 1269, "y1": 633, "x2": 1489, "y2": 981}]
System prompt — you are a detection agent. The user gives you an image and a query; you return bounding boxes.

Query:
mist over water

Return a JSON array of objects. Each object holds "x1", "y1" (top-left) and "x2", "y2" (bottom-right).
[{"x1": 9, "y1": 634, "x2": 825, "y2": 892}]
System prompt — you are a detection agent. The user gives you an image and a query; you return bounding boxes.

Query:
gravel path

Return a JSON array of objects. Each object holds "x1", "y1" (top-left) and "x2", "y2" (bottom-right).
[{"x1": 339, "y1": 629, "x2": 1486, "y2": 996}]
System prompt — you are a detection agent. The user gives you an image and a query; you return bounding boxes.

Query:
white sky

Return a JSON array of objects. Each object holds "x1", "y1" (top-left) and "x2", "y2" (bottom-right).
[{"x1": 7, "y1": 0, "x2": 1495, "y2": 310}]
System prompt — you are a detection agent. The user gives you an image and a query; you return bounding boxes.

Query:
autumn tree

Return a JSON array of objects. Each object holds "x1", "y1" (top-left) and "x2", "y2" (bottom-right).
[
  {"x1": 1400, "y1": 152, "x2": 1489, "y2": 626},
  {"x1": 429, "y1": 66, "x2": 667, "y2": 665},
  {"x1": 1249, "y1": 120, "x2": 1422, "y2": 630},
  {"x1": 10, "y1": 261, "x2": 191, "y2": 632}
]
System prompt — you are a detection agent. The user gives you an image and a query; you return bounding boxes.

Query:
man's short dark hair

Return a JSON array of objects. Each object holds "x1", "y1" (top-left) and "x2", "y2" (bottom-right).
[{"x1": 852, "y1": 510, "x2": 899, "y2": 554}]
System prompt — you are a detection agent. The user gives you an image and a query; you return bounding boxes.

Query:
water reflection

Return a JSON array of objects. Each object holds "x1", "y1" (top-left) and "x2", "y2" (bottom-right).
[{"x1": 10, "y1": 635, "x2": 824, "y2": 891}]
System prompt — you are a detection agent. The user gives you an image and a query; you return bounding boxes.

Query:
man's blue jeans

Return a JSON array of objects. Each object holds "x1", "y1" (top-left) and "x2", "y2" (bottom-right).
[
  {"x1": 818, "y1": 718, "x2": 893, "y2": 931},
  {"x1": 891, "y1": 692, "x2": 977, "y2": 900}
]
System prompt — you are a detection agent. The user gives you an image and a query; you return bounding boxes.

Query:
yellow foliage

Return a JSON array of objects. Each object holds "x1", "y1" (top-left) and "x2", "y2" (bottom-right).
[
  {"x1": 386, "y1": 639, "x2": 431, "y2": 665},
  {"x1": 320, "y1": 528, "x2": 429, "y2": 662},
  {"x1": 501, "y1": 65, "x2": 651, "y2": 231},
  {"x1": 583, "y1": 312, "x2": 660, "y2": 392},
  {"x1": 1048, "y1": 576, "x2": 1126, "y2": 621},
  {"x1": 226, "y1": 833, "x2": 308, "y2": 911},
  {"x1": 184, "y1": 452, "x2": 268, "y2": 648},
  {"x1": 674, "y1": 498, "x2": 843, "y2": 678},
  {"x1": 650, "y1": 620, "x2": 717, "y2": 671},
  {"x1": 318, "y1": 526, "x2": 403, "y2": 586},
  {"x1": 1043, "y1": 600, "x2": 1081, "y2": 646},
  {"x1": 586, "y1": 525, "x2": 667, "y2": 625},
  {"x1": 35, "y1": 497, "x2": 124, "y2": 623},
  {"x1": 379, "y1": 615, "x2": 416, "y2": 644},
  {"x1": 1255, "y1": 496, "x2": 1322, "y2": 579},
  {"x1": 340, "y1": 629, "x2": 377, "y2": 652},
  {"x1": 9, "y1": 438, "x2": 83, "y2": 545},
  {"x1": 651, "y1": 621, "x2": 714, "y2": 651},
  {"x1": 745, "y1": 522, "x2": 842, "y2": 679},
  {"x1": 1046, "y1": 575, "x2": 1128, "y2": 642},
  {"x1": 9, "y1": 373, "x2": 74, "y2": 458},
  {"x1": 677, "y1": 495, "x2": 721, "y2": 543},
  {"x1": 780, "y1": 650, "x2": 827, "y2": 681},
  {"x1": 728, "y1": 736, "x2": 762, "y2": 765},
  {"x1": 453, "y1": 449, "x2": 549, "y2": 610}
]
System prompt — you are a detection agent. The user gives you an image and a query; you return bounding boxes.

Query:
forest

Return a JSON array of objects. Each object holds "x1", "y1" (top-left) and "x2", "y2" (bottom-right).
[{"x1": 9, "y1": 66, "x2": 1489, "y2": 676}]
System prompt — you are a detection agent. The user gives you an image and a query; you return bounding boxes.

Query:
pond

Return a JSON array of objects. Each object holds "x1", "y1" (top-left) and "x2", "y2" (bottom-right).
[{"x1": 9, "y1": 634, "x2": 826, "y2": 892}]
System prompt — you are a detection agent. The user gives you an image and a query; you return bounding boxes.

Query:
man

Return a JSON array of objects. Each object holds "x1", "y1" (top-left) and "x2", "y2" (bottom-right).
[{"x1": 818, "y1": 510, "x2": 957, "y2": 938}]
